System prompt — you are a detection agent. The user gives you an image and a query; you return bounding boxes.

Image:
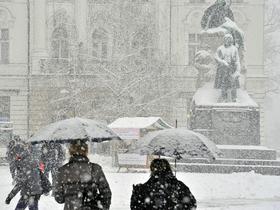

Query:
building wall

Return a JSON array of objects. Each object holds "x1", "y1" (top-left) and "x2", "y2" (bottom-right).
[
  {"x1": 0, "y1": 0, "x2": 28, "y2": 139},
  {"x1": 0, "y1": 0, "x2": 267, "y2": 145}
]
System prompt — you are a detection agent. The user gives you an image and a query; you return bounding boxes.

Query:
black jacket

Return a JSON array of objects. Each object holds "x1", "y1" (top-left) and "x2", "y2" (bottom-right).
[
  {"x1": 6, "y1": 156, "x2": 43, "y2": 201},
  {"x1": 131, "y1": 173, "x2": 197, "y2": 210},
  {"x1": 54, "y1": 155, "x2": 112, "y2": 210}
]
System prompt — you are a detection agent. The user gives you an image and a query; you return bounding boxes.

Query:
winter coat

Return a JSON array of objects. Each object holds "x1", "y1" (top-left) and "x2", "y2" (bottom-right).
[
  {"x1": 130, "y1": 173, "x2": 197, "y2": 210},
  {"x1": 6, "y1": 155, "x2": 43, "y2": 201},
  {"x1": 6, "y1": 140, "x2": 16, "y2": 162},
  {"x1": 41, "y1": 143, "x2": 65, "y2": 168},
  {"x1": 54, "y1": 155, "x2": 112, "y2": 210}
]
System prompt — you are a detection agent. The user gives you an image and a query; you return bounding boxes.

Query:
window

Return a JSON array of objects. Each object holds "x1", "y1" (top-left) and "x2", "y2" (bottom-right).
[
  {"x1": 51, "y1": 27, "x2": 69, "y2": 59},
  {"x1": 188, "y1": 33, "x2": 201, "y2": 65},
  {"x1": 131, "y1": 28, "x2": 153, "y2": 58},
  {"x1": 0, "y1": 29, "x2": 9, "y2": 63},
  {"x1": 0, "y1": 96, "x2": 10, "y2": 121},
  {"x1": 92, "y1": 29, "x2": 108, "y2": 60}
]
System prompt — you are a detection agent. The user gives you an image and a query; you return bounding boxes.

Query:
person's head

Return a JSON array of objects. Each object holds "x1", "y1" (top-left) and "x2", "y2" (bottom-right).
[
  {"x1": 14, "y1": 143, "x2": 30, "y2": 161},
  {"x1": 49, "y1": 141, "x2": 55, "y2": 149},
  {"x1": 224, "y1": 34, "x2": 233, "y2": 47},
  {"x1": 14, "y1": 135, "x2": 21, "y2": 142},
  {"x1": 150, "y1": 158, "x2": 173, "y2": 177},
  {"x1": 69, "y1": 140, "x2": 88, "y2": 157}
]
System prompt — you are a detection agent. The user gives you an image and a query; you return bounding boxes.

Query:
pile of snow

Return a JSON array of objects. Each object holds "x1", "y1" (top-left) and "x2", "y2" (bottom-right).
[{"x1": 1, "y1": 165, "x2": 280, "y2": 210}]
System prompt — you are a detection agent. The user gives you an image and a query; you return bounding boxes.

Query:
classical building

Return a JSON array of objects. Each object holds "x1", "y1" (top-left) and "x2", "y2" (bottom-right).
[{"x1": 0, "y1": 0, "x2": 266, "y2": 145}]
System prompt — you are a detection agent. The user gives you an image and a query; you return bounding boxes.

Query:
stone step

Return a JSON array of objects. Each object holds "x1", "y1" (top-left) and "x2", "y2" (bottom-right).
[
  {"x1": 173, "y1": 163, "x2": 280, "y2": 176},
  {"x1": 216, "y1": 145, "x2": 277, "y2": 160},
  {"x1": 170, "y1": 158, "x2": 280, "y2": 166}
]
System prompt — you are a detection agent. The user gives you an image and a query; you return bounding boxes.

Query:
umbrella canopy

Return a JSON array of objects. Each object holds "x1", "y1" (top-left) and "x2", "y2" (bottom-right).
[
  {"x1": 128, "y1": 128, "x2": 222, "y2": 160},
  {"x1": 28, "y1": 117, "x2": 121, "y2": 144}
]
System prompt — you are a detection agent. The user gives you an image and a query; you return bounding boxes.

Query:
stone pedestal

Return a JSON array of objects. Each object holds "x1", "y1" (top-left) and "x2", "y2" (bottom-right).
[
  {"x1": 184, "y1": 83, "x2": 280, "y2": 175},
  {"x1": 189, "y1": 83, "x2": 260, "y2": 145}
]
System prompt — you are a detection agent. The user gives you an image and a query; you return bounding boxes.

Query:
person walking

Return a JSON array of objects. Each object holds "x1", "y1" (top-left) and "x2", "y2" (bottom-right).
[
  {"x1": 5, "y1": 142, "x2": 51, "y2": 210},
  {"x1": 40, "y1": 141, "x2": 65, "y2": 188},
  {"x1": 6, "y1": 135, "x2": 23, "y2": 183},
  {"x1": 131, "y1": 158, "x2": 197, "y2": 210},
  {"x1": 54, "y1": 140, "x2": 112, "y2": 210}
]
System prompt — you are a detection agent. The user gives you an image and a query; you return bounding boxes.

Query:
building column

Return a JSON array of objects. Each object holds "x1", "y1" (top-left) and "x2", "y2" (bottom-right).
[
  {"x1": 33, "y1": 0, "x2": 47, "y2": 55},
  {"x1": 75, "y1": 0, "x2": 88, "y2": 43},
  {"x1": 32, "y1": 0, "x2": 48, "y2": 74}
]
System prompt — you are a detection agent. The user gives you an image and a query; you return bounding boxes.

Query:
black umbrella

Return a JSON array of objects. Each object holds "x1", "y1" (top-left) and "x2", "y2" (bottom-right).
[{"x1": 28, "y1": 118, "x2": 121, "y2": 144}]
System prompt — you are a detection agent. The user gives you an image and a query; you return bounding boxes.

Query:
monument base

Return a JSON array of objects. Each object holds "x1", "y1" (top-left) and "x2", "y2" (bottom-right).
[
  {"x1": 186, "y1": 84, "x2": 280, "y2": 175},
  {"x1": 189, "y1": 83, "x2": 260, "y2": 145}
]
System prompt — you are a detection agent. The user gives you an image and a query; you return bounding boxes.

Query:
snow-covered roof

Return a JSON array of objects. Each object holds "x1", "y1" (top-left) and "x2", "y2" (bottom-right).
[
  {"x1": 108, "y1": 117, "x2": 173, "y2": 129},
  {"x1": 193, "y1": 83, "x2": 258, "y2": 107}
]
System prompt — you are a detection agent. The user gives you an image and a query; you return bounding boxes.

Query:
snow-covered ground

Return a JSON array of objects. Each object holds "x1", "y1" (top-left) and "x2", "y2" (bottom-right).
[{"x1": 1, "y1": 155, "x2": 280, "y2": 210}]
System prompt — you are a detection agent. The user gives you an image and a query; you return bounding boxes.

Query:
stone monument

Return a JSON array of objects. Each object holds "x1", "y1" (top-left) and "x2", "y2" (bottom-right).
[{"x1": 189, "y1": 0, "x2": 275, "y2": 161}]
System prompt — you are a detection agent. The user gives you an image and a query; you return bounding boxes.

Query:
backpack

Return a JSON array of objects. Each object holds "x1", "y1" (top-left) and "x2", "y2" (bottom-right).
[{"x1": 40, "y1": 171, "x2": 52, "y2": 195}]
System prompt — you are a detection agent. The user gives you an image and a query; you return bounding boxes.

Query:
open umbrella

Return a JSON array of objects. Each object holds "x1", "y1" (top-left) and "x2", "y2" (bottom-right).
[
  {"x1": 128, "y1": 128, "x2": 222, "y2": 174},
  {"x1": 28, "y1": 117, "x2": 121, "y2": 144}
]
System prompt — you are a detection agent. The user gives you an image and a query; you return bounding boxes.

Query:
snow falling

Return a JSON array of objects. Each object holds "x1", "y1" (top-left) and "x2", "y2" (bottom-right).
[{"x1": 1, "y1": 0, "x2": 280, "y2": 209}]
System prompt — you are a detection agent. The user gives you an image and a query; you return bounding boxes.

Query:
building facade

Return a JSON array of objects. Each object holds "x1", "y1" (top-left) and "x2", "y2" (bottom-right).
[{"x1": 0, "y1": 0, "x2": 266, "y2": 144}]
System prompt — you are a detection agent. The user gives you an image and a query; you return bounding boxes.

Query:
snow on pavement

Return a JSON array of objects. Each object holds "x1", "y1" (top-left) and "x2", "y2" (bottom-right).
[{"x1": 1, "y1": 155, "x2": 280, "y2": 209}]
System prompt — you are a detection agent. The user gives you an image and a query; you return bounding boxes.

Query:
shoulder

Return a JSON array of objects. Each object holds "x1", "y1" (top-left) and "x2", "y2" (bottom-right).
[
  {"x1": 57, "y1": 162, "x2": 71, "y2": 173},
  {"x1": 132, "y1": 183, "x2": 145, "y2": 195},
  {"x1": 172, "y1": 178, "x2": 191, "y2": 192},
  {"x1": 90, "y1": 162, "x2": 102, "y2": 170}
]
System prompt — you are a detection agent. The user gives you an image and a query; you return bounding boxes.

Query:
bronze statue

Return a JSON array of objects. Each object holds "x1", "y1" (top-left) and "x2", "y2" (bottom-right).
[{"x1": 214, "y1": 34, "x2": 240, "y2": 102}]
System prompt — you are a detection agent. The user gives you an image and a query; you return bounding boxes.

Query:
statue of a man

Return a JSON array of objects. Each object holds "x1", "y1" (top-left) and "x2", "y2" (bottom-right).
[
  {"x1": 201, "y1": 0, "x2": 234, "y2": 30},
  {"x1": 214, "y1": 34, "x2": 240, "y2": 102}
]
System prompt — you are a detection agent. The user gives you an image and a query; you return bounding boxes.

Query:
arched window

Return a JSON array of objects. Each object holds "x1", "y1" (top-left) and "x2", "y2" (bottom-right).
[
  {"x1": 131, "y1": 27, "x2": 153, "y2": 58},
  {"x1": 92, "y1": 28, "x2": 108, "y2": 60},
  {"x1": 51, "y1": 27, "x2": 69, "y2": 59}
]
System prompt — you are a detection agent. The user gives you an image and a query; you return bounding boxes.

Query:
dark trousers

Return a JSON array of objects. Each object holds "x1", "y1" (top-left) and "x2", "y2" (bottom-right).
[{"x1": 15, "y1": 195, "x2": 39, "y2": 210}]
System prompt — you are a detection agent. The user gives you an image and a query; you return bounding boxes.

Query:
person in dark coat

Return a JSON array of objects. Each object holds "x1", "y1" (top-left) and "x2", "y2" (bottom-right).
[
  {"x1": 54, "y1": 140, "x2": 112, "y2": 210},
  {"x1": 5, "y1": 143, "x2": 45, "y2": 210},
  {"x1": 40, "y1": 141, "x2": 65, "y2": 189},
  {"x1": 201, "y1": 0, "x2": 234, "y2": 30},
  {"x1": 6, "y1": 138, "x2": 17, "y2": 182},
  {"x1": 131, "y1": 158, "x2": 197, "y2": 210},
  {"x1": 6, "y1": 136, "x2": 23, "y2": 183}
]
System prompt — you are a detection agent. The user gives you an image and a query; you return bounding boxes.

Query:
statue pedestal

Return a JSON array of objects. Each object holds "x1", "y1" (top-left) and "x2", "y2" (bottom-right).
[
  {"x1": 185, "y1": 83, "x2": 280, "y2": 175},
  {"x1": 189, "y1": 83, "x2": 260, "y2": 145}
]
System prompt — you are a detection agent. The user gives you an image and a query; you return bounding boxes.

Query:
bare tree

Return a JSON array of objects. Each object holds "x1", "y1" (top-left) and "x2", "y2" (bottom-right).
[{"x1": 31, "y1": 0, "x2": 174, "y2": 129}]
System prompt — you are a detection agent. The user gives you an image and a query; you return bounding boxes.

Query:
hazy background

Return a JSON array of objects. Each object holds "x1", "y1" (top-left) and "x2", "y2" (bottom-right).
[{"x1": 265, "y1": 0, "x2": 280, "y2": 150}]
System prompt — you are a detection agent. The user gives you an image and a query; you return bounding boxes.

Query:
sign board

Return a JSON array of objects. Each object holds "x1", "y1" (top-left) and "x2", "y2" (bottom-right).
[
  {"x1": 112, "y1": 128, "x2": 140, "y2": 140},
  {"x1": 118, "y1": 153, "x2": 148, "y2": 168}
]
